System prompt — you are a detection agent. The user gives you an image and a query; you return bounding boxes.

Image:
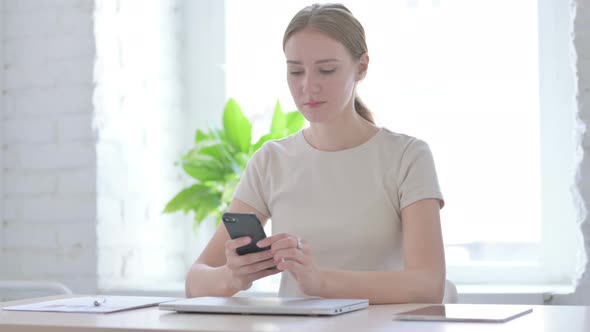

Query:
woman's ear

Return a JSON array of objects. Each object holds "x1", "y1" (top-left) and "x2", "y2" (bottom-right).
[{"x1": 356, "y1": 53, "x2": 370, "y2": 81}]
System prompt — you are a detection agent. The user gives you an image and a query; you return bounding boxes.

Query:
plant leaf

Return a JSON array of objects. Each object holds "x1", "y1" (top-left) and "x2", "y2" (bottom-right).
[
  {"x1": 212, "y1": 210, "x2": 224, "y2": 227},
  {"x1": 195, "y1": 129, "x2": 213, "y2": 144},
  {"x1": 285, "y1": 111, "x2": 305, "y2": 135},
  {"x1": 210, "y1": 127, "x2": 228, "y2": 143},
  {"x1": 163, "y1": 184, "x2": 211, "y2": 213},
  {"x1": 252, "y1": 133, "x2": 278, "y2": 153},
  {"x1": 191, "y1": 199, "x2": 222, "y2": 237},
  {"x1": 182, "y1": 154, "x2": 229, "y2": 182},
  {"x1": 223, "y1": 99, "x2": 252, "y2": 153},
  {"x1": 194, "y1": 192, "x2": 222, "y2": 222},
  {"x1": 188, "y1": 139, "x2": 233, "y2": 164},
  {"x1": 270, "y1": 100, "x2": 286, "y2": 136},
  {"x1": 231, "y1": 152, "x2": 250, "y2": 174},
  {"x1": 171, "y1": 98, "x2": 307, "y2": 235},
  {"x1": 221, "y1": 174, "x2": 239, "y2": 206}
]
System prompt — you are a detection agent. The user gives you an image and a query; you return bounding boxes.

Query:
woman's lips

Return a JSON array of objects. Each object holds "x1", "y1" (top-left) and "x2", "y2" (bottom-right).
[{"x1": 304, "y1": 101, "x2": 326, "y2": 108}]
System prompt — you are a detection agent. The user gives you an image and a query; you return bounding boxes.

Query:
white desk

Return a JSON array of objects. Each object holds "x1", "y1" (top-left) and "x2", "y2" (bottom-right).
[{"x1": 1, "y1": 295, "x2": 589, "y2": 332}]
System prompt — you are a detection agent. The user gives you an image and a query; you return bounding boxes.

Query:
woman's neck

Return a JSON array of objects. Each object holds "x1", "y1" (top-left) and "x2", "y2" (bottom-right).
[{"x1": 303, "y1": 111, "x2": 379, "y2": 152}]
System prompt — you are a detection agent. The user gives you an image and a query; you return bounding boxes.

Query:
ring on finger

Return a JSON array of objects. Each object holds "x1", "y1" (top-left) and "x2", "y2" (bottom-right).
[{"x1": 296, "y1": 238, "x2": 303, "y2": 250}]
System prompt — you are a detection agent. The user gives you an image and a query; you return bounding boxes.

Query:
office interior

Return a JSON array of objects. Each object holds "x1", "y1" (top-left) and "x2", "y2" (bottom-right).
[{"x1": 0, "y1": 0, "x2": 589, "y2": 309}]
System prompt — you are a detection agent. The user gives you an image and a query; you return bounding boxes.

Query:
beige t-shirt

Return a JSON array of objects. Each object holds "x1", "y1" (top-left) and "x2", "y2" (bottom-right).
[{"x1": 233, "y1": 127, "x2": 444, "y2": 297}]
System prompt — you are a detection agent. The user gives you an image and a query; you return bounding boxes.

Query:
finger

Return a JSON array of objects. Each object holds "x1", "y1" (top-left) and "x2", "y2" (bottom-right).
[
  {"x1": 225, "y1": 238, "x2": 253, "y2": 270},
  {"x1": 226, "y1": 249, "x2": 273, "y2": 272},
  {"x1": 256, "y1": 233, "x2": 291, "y2": 248},
  {"x1": 235, "y1": 258, "x2": 277, "y2": 276},
  {"x1": 225, "y1": 237, "x2": 252, "y2": 252},
  {"x1": 273, "y1": 248, "x2": 309, "y2": 265},
  {"x1": 299, "y1": 239, "x2": 312, "y2": 255},
  {"x1": 276, "y1": 259, "x2": 305, "y2": 272},
  {"x1": 272, "y1": 238, "x2": 312, "y2": 257},
  {"x1": 245, "y1": 265, "x2": 282, "y2": 283},
  {"x1": 236, "y1": 250, "x2": 274, "y2": 267},
  {"x1": 269, "y1": 237, "x2": 298, "y2": 253}
]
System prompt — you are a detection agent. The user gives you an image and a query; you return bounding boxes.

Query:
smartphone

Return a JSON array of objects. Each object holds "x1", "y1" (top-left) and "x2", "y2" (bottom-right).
[{"x1": 222, "y1": 212, "x2": 270, "y2": 256}]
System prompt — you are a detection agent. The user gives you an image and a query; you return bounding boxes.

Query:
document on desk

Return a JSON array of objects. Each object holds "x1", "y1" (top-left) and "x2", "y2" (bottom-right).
[{"x1": 1, "y1": 296, "x2": 178, "y2": 314}]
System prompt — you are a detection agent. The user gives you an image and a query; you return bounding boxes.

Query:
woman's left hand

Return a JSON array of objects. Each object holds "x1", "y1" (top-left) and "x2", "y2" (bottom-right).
[{"x1": 256, "y1": 233, "x2": 323, "y2": 296}]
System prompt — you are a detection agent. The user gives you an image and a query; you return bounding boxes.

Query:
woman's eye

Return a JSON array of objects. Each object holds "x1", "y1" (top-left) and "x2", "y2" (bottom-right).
[
  {"x1": 320, "y1": 69, "x2": 336, "y2": 75},
  {"x1": 289, "y1": 71, "x2": 304, "y2": 76}
]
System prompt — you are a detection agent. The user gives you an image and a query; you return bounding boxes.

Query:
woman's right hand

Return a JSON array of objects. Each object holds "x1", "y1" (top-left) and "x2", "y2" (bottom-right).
[{"x1": 224, "y1": 236, "x2": 281, "y2": 291}]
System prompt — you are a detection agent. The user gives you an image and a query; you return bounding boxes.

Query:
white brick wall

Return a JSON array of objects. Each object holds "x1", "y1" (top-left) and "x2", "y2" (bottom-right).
[
  {"x1": 0, "y1": 0, "x2": 191, "y2": 295},
  {"x1": 94, "y1": 0, "x2": 190, "y2": 292},
  {"x1": 0, "y1": 0, "x2": 97, "y2": 293},
  {"x1": 552, "y1": 0, "x2": 590, "y2": 305}
]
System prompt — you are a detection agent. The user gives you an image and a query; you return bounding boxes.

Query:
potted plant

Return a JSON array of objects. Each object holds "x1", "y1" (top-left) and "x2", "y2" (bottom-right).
[{"x1": 163, "y1": 98, "x2": 305, "y2": 233}]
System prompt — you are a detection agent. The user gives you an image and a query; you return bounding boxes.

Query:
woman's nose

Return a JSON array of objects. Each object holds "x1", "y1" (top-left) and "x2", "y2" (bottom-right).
[{"x1": 302, "y1": 74, "x2": 321, "y2": 94}]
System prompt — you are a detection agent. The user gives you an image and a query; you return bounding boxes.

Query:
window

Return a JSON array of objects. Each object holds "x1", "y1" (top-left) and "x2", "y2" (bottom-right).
[{"x1": 187, "y1": 0, "x2": 579, "y2": 291}]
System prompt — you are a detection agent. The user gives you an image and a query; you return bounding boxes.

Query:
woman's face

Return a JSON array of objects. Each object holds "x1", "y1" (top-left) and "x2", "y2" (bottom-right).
[{"x1": 284, "y1": 29, "x2": 365, "y2": 124}]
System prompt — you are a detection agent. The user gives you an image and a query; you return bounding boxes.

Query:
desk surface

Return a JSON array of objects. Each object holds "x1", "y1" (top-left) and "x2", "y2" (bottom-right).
[{"x1": 1, "y1": 295, "x2": 589, "y2": 332}]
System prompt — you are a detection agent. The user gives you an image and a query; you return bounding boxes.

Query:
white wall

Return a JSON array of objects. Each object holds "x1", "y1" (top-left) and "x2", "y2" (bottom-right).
[
  {"x1": 0, "y1": 1, "x2": 4, "y2": 252},
  {"x1": 93, "y1": 0, "x2": 189, "y2": 292},
  {"x1": 536, "y1": 0, "x2": 580, "y2": 285},
  {"x1": 180, "y1": 0, "x2": 228, "y2": 273},
  {"x1": 0, "y1": 0, "x2": 201, "y2": 296},
  {"x1": 0, "y1": 0, "x2": 97, "y2": 293},
  {"x1": 184, "y1": 0, "x2": 226, "y2": 134},
  {"x1": 552, "y1": 0, "x2": 590, "y2": 305}
]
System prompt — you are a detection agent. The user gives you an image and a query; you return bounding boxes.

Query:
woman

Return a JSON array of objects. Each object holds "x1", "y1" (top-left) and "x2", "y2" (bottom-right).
[{"x1": 186, "y1": 3, "x2": 446, "y2": 304}]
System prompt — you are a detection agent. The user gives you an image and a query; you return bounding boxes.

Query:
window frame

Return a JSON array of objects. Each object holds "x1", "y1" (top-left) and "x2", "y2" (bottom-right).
[{"x1": 185, "y1": 0, "x2": 580, "y2": 289}]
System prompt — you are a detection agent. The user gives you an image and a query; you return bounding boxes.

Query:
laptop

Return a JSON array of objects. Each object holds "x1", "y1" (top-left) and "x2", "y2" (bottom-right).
[
  {"x1": 393, "y1": 304, "x2": 533, "y2": 323},
  {"x1": 159, "y1": 296, "x2": 369, "y2": 316}
]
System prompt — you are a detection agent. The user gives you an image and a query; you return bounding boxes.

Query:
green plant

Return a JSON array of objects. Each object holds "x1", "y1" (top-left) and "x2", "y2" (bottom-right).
[{"x1": 163, "y1": 98, "x2": 305, "y2": 233}]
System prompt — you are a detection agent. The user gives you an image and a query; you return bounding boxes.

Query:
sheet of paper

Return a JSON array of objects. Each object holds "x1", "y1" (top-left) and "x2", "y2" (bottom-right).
[{"x1": 2, "y1": 296, "x2": 178, "y2": 314}]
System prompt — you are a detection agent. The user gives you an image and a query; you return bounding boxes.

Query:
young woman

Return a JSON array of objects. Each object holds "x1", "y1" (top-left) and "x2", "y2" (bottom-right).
[{"x1": 186, "y1": 3, "x2": 446, "y2": 304}]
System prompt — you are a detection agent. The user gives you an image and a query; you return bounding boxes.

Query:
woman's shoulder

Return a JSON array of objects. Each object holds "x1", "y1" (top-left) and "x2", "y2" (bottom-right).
[
  {"x1": 266, "y1": 130, "x2": 301, "y2": 149},
  {"x1": 378, "y1": 127, "x2": 431, "y2": 152},
  {"x1": 251, "y1": 130, "x2": 302, "y2": 159}
]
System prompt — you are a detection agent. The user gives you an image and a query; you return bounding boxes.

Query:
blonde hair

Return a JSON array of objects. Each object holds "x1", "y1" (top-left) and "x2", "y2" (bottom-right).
[{"x1": 283, "y1": 3, "x2": 375, "y2": 124}]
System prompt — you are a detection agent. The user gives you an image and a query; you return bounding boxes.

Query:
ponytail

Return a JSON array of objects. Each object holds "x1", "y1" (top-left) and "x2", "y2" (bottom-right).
[{"x1": 354, "y1": 96, "x2": 375, "y2": 124}]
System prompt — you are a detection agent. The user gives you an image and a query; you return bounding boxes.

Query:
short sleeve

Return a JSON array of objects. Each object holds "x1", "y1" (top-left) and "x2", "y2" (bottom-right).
[
  {"x1": 397, "y1": 139, "x2": 445, "y2": 210},
  {"x1": 233, "y1": 145, "x2": 271, "y2": 217}
]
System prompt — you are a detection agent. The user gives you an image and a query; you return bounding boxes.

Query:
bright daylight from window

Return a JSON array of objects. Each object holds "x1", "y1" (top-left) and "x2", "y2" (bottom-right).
[{"x1": 224, "y1": 0, "x2": 541, "y2": 291}]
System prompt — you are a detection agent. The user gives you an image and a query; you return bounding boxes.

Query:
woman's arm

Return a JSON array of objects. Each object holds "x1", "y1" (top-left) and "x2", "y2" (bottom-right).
[
  {"x1": 185, "y1": 198, "x2": 270, "y2": 298},
  {"x1": 317, "y1": 198, "x2": 445, "y2": 304},
  {"x1": 264, "y1": 198, "x2": 445, "y2": 304}
]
